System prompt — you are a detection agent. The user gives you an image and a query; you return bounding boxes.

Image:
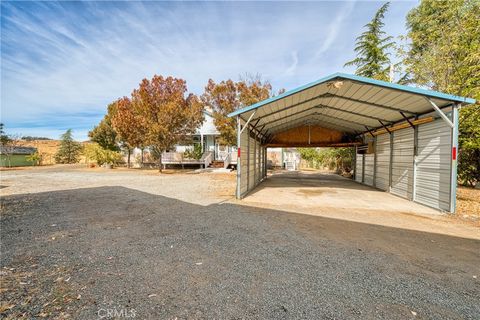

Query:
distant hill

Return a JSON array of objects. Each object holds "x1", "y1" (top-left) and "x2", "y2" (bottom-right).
[
  {"x1": 18, "y1": 139, "x2": 91, "y2": 165},
  {"x1": 21, "y1": 136, "x2": 52, "y2": 141}
]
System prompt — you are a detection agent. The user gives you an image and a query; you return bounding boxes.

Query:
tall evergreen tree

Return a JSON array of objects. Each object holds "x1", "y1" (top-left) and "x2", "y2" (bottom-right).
[
  {"x1": 344, "y1": 2, "x2": 394, "y2": 81},
  {"x1": 55, "y1": 129, "x2": 82, "y2": 164}
]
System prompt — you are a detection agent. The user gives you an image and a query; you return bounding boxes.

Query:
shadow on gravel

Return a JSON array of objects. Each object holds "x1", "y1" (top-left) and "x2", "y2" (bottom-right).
[{"x1": 1, "y1": 187, "x2": 479, "y2": 319}]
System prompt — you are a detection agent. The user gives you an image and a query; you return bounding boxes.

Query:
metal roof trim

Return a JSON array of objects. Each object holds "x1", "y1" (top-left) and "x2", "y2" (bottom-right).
[
  {"x1": 339, "y1": 73, "x2": 476, "y2": 105},
  {"x1": 228, "y1": 72, "x2": 476, "y2": 118}
]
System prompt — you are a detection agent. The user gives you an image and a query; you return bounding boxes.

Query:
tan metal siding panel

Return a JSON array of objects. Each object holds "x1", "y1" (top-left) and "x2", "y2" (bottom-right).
[
  {"x1": 391, "y1": 128, "x2": 414, "y2": 199},
  {"x1": 415, "y1": 119, "x2": 451, "y2": 210},
  {"x1": 248, "y1": 135, "x2": 255, "y2": 190},
  {"x1": 375, "y1": 133, "x2": 390, "y2": 190},
  {"x1": 355, "y1": 154, "x2": 363, "y2": 183},
  {"x1": 364, "y1": 154, "x2": 374, "y2": 186},
  {"x1": 240, "y1": 128, "x2": 249, "y2": 196}
]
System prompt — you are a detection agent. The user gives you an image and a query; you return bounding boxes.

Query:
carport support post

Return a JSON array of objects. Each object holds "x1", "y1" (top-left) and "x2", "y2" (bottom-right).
[
  {"x1": 253, "y1": 134, "x2": 256, "y2": 186},
  {"x1": 263, "y1": 147, "x2": 265, "y2": 178},
  {"x1": 247, "y1": 128, "x2": 250, "y2": 190},
  {"x1": 236, "y1": 116, "x2": 241, "y2": 199},
  {"x1": 450, "y1": 104, "x2": 459, "y2": 213},
  {"x1": 389, "y1": 133, "x2": 394, "y2": 191},
  {"x1": 353, "y1": 147, "x2": 357, "y2": 181},
  {"x1": 263, "y1": 147, "x2": 266, "y2": 178},
  {"x1": 362, "y1": 154, "x2": 365, "y2": 183},
  {"x1": 373, "y1": 136, "x2": 377, "y2": 188},
  {"x1": 413, "y1": 124, "x2": 418, "y2": 202},
  {"x1": 265, "y1": 147, "x2": 268, "y2": 177}
]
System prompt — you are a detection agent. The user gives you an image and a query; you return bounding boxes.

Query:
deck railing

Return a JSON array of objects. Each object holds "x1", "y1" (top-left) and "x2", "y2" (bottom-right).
[
  {"x1": 161, "y1": 152, "x2": 184, "y2": 163},
  {"x1": 224, "y1": 153, "x2": 231, "y2": 169},
  {"x1": 202, "y1": 151, "x2": 213, "y2": 168},
  {"x1": 223, "y1": 151, "x2": 238, "y2": 169}
]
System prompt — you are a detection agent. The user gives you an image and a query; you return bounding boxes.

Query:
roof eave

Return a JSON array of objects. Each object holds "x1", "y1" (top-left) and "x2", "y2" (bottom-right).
[{"x1": 228, "y1": 72, "x2": 476, "y2": 118}]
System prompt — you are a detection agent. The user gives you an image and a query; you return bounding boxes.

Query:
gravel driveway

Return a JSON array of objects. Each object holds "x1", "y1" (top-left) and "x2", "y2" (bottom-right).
[{"x1": 1, "y1": 167, "x2": 479, "y2": 319}]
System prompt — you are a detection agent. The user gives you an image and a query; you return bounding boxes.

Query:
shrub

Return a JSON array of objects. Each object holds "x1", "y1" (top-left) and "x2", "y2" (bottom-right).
[
  {"x1": 298, "y1": 147, "x2": 354, "y2": 174},
  {"x1": 84, "y1": 143, "x2": 122, "y2": 166},
  {"x1": 183, "y1": 144, "x2": 203, "y2": 160},
  {"x1": 26, "y1": 152, "x2": 42, "y2": 166}
]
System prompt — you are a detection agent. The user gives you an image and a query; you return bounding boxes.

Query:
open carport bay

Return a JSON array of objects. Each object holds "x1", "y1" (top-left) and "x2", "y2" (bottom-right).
[
  {"x1": 239, "y1": 170, "x2": 479, "y2": 237},
  {"x1": 242, "y1": 170, "x2": 440, "y2": 213}
]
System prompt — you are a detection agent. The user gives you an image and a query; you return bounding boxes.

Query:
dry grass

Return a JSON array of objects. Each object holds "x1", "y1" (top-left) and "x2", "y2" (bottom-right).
[
  {"x1": 18, "y1": 140, "x2": 60, "y2": 165},
  {"x1": 17, "y1": 140, "x2": 91, "y2": 165},
  {"x1": 454, "y1": 187, "x2": 480, "y2": 227}
]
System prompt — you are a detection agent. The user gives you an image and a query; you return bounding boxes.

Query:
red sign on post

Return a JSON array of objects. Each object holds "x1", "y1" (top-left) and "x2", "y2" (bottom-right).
[
  {"x1": 452, "y1": 147, "x2": 457, "y2": 160},
  {"x1": 237, "y1": 148, "x2": 241, "y2": 158}
]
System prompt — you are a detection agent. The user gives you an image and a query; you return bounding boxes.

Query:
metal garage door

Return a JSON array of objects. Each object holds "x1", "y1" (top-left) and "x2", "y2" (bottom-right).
[
  {"x1": 375, "y1": 133, "x2": 390, "y2": 191},
  {"x1": 364, "y1": 154, "x2": 374, "y2": 186},
  {"x1": 355, "y1": 154, "x2": 363, "y2": 183},
  {"x1": 391, "y1": 127, "x2": 414, "y2": 200},
  {"x1": 415, "y1": 118, "x2": 452, "y2": 211}
]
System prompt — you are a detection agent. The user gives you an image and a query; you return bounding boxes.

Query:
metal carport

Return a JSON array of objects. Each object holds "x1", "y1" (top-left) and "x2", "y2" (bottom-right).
[{"x1": 228, "y1": 73, "x2": 475, "y2": 213}]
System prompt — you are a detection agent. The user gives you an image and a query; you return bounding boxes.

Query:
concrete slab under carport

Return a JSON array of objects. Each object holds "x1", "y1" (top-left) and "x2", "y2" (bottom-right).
[{"x1": 237, "y1": 170, "x2": 480, "y2": 239}]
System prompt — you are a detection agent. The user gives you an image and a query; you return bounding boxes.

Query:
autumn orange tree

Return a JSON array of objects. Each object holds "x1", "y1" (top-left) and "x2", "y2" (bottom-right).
[
  {"x1": 131, "y1": 75, "x2": 204, "y2": 172},
  {"x1": 109, "y1": 97, "x2": 146, "y2": 167},
  {"x1": 201, "y1": 76, "x2": 273, "y2": 146}
]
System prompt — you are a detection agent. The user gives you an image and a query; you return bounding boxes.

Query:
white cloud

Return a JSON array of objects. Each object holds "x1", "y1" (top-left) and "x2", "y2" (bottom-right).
[
  {"x1": 285, "y1": 51, "x2": 299, "y2": 76},
  {"x1": 315, "y1": 1, "x2": 356, "y2": 58},
  {"x1": 1, "y1": 1, "x2": 416, "y2": 139}
]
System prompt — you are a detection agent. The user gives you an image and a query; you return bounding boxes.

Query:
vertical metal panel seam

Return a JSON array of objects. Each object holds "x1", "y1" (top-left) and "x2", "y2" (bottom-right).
[
  {"x1": 253, "y1": 136, "x2": 256, "y2": 187},
  {"x1": 412, "y1": 126, "x2": 418, "y2": 201},
  {"x1": 373, "y1": 136, "x2": 377, "y2": 188},
  {"x1": 236, "y1": 116, "x2": 241, "y2": 199},
  {"x1": 389, "y1": 132, "x2": 393, "y2": 191},
  {"x1": 247, "y1": 129, "x2": 250, "y2": 192}
]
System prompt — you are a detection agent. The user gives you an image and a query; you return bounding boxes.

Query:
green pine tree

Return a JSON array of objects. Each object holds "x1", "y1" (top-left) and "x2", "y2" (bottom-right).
[
  {"x1": 344, "y1": 2, "x2": 395, "y2": 81},
  {"x1": 54, "y1": 129, "x2": 82, "y2": 164},
  {"x1": 0, "y1": 123, "x2": 11, "y2": 146}
]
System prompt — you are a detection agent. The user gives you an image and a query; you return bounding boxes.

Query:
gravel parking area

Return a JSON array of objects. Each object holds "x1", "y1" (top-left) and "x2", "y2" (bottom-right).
[{"x1": 1, "y1": 166, "x2": 479, "y2": 319}]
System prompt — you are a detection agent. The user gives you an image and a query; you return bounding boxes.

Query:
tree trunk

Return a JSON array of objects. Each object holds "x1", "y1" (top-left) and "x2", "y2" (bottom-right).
[
  {"x1": 127, "y1": 149, "x2": 131, "y2": 168},
  {"x1": 140, "y1": 148, "x2": 144, "y2": 167},
  {"x1": 158, "y1": 153, "x2": 163, "y2": 173}
]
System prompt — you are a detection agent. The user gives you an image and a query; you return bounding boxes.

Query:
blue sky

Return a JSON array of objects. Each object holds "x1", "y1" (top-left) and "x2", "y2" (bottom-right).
[{"x1": 1, "y1": 1, "x2": 418, "y2": 140}]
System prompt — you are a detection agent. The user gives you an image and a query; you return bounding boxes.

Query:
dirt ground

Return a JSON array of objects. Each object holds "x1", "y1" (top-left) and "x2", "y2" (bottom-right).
[
  {"x1": 0, "y1": 165, "x2": 235, "y2": 207},
  {"x1": 239, "y1": 170, "x2": 480, "y2": 238},
  {"x1": 1, "y1": 166, "x2": 479, "y2": 319},
  {"x1": 455, "y1": 187, "x2": 480, "y2": 227}
]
